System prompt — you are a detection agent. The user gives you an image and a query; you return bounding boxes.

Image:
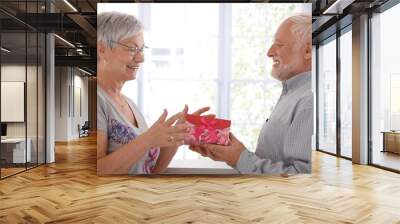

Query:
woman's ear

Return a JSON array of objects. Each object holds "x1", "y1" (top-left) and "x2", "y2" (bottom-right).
[{"x1": 97, "y1": 41, "x2": 106, "y2": 59}]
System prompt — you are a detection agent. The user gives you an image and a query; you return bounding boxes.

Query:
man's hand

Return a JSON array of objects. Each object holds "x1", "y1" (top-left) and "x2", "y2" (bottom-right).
[{"x1": 190, "y1": 133, "x2": 246, "y2": 168}]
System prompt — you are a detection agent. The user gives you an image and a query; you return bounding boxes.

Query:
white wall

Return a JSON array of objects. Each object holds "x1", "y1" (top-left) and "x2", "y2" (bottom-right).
[
  {"x1": 71, "y1": 73, "x2": 89, "y2": 138},
  {"x1": 55, "y1": 66, "x2": 69, "y2": 141},
  {"x1": 54, "y1": 67, "x2": 89, "y2": 141},
  {"x1": 1, "y1": 65, "x2": 35, "y2": 138},
  {"x1": 1, "y1": 65, "x2": 26, "y2": 141}
]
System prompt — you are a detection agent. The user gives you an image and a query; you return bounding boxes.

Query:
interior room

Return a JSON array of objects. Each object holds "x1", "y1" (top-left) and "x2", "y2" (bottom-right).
[
  {"x1": 0, "y1": 0, "x2": 96, "y2": 179},
  {"x1": 0, "y1": 20, "x2": 46, "y2": 177},
  {"x1": 0, "y1": 0, "x2": 399, "y2": 223}
]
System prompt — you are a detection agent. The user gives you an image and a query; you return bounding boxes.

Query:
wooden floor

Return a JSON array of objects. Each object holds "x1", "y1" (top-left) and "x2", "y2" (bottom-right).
[
  {"x1": 373, "y1": 151, "x2": 400, "y2": 171},
  {"x1": 1, "y1": 163, "x2": 45, "y2": 178},
  {"x1": 1, "y1": 167, "x2": 26, "y2": 178},
  {"x1": 1, "y1": 135, "x2": 400, "y2": 223}
]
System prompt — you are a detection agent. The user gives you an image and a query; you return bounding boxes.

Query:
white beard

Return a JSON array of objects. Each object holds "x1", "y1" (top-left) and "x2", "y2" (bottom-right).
[{"x1": 272, "y1": 63, "x2": 294, "y2": 81}]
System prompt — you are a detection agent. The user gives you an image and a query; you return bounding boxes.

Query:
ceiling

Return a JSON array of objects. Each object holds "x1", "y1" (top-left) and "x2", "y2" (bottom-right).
[
  {"x1": 0, "y1": 0, "x2": 395, "y2": 75},
  {"x1": 311, "y1": 0, "x2": 392, "y2": 44},
  {"x1": 0, "y1": 0, "x2": 98, "y2": 74}
]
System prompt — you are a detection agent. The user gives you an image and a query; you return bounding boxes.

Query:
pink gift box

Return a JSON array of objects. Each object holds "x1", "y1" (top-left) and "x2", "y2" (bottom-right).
[{"x1": 184, "y1": 114, "x2": 231, "y2": 146}]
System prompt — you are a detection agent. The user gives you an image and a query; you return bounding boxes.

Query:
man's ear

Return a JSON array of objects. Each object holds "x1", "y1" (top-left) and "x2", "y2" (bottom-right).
[{"x1": 304, "y1": 42, "x2": 312, "y2": 60}]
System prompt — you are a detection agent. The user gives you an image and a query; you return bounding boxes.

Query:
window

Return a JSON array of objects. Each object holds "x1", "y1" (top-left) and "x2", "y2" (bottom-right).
[
  {"x1": 0, "y1": 1, "x2": 46, "y2": 179},
  {"x1": 371, "y1": 3, "x2": 400, "y2": 171},
  {"x1": 340, "y1": 28, "x2": 352, "y2": 158},
  {"x1": 99, "y1": 3, "x2": 311, "y2": 169},
  {"x1": 312, "y1": 46, "x2": 317, "y2": 150},
  {"x1": 390, "y1": 74, "x2": 400, "y2": 130},
  {"x1": 317, "y1": 37, "x2": 337, "y2": 155}
]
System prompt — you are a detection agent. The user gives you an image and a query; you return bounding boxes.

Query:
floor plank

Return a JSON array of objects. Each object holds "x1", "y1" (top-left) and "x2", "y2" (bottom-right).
[
  {"x1": 373, "y1": 151, "x2": 400, "y2": 171},
  {"x1": 0, "y1": 134, "x2": 399, "y2": 223}
]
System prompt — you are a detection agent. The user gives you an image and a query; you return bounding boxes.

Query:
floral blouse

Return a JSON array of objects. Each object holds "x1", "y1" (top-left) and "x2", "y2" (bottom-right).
[{"x1": 98, "y1": 86, "x2": 160, "y2": 174}]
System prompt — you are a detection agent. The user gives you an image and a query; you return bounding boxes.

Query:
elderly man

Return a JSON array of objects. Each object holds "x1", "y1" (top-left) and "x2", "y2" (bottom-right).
[{"x1": 191, "y1": 14, "x2": 313, "y2": 174}]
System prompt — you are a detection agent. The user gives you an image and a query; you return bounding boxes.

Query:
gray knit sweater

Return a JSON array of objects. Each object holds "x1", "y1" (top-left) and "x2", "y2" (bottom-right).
[{"x1": 236, "y1": 71, "x2": 313, "y2": 174}]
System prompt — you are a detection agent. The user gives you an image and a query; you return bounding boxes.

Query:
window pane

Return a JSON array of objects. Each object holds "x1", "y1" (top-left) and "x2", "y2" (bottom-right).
[
  {"x1": 150, "y1": 4, "x2": 218, "y2": 39},
  {"x1": 231, "y1": 3, "x2": 309, "y2": 80},
  {"x1": 318, "y1": 38, "x2": 337, "y2": 154},
  {"x1": 147, "y1": 37, "x2": 218, "y2": 80},
  {"x1": 340, "y1": 30, "x2": 352, "y2": 158},
  {"x1": 230, "y1": 81, "x2": 280, "y2": 151},
  {"x1": 390, "y1": 75, "x2": 400, "y2": 129},
  {"x1": 97, "y1": 3, "x2": 138, "y2": 15},
  {"x1": 231, "y1": 123, "x2": 264, "y2": 152},
  {"x1": 143, "y1": 80, "x2": 217, "y2": 123},
  {"x1": 312, "y1": 46, "x2": 317, "y2": 151},
  {"x1": 27, "y1": 32, "x2": 38, "y2": 168},
  {"x1": 371, "y1": 3, "x2": 400, "y2": 171},
  {"x1": 231, "y1": 37, "x2": 268, "y2": 80},
  {"x1": 148, "y1": 4, "x2": 218, "y2": 80},
  {"x1": 1, "y1": 30, "x2": 27, "y2": 177},
  {"x1": 230, "y1": 82, "x2": 280, "y2": 123}
]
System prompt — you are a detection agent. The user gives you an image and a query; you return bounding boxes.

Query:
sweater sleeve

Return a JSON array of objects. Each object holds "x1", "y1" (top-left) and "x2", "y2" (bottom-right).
[
  {"x1": 235, "y1": 107, "x2": 313, "y2": 174},
  {"x1": 97, "y1": 92, "x2": 108, "y2": 133}
]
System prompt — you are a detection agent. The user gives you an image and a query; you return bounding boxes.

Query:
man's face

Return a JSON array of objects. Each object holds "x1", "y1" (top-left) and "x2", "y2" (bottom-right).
[{"x1": 267, "y1": 21, "x2": 304, "y2": 81}]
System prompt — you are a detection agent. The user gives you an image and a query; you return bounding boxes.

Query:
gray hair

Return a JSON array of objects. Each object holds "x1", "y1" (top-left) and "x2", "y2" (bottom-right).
[
  {"x1": 97, "y1": 11, "x2": 143, "y2": 49},
  {"x1": 287, "y1": 13, "x2": 312, "y2": 49}
]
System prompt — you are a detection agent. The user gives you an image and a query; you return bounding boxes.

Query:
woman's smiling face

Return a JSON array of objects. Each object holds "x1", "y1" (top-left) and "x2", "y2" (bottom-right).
[{"x1": 103, "y1": 32, "x2": 145, "y2": 82}]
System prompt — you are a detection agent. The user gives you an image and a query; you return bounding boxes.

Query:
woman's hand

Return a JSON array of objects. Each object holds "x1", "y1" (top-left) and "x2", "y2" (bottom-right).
[
  {"x1": 142, "y1": 109, "x2": 189, "y2": 148},
  {"x1": 177, "y1": 104, "x2": 215, "y2": 125},
  {"x1": 151, "y1": 105, "x2": 214, "y2": 174}
]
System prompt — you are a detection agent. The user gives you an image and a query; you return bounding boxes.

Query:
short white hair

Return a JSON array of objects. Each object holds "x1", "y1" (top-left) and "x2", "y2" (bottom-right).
[
  {"x1": 287, "y1": 13, "x2": 312, "y2": 49},
  {"x1": 97, "y1": 11, "x2": 143, "y2": 49}
]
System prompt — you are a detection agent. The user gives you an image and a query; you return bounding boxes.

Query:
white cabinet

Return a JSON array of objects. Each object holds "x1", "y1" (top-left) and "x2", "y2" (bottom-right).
[{"x1": 1, "y1": 138, "x2": 32, "y2": 163}]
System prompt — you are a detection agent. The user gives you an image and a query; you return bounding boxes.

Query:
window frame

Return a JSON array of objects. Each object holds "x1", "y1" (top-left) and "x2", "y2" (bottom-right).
[{"x1": 315, "y1": 24, "x2": 353, "y2": 161}]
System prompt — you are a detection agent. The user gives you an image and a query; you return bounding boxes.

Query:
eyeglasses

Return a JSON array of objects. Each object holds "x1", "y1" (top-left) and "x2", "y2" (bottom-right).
[{"x1": 111, "y1": 41, "x2": 148, "y2": 56}]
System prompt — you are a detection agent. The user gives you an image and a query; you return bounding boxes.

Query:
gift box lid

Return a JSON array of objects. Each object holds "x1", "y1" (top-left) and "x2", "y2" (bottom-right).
[{"x1": 185, "y1": 114, "x2": 231, "y2": 128}]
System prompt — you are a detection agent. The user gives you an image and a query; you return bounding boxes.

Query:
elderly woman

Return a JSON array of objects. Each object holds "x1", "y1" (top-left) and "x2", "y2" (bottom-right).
[{"x1": 97, "y1": 12, "x2": 209, "y2": 175}]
